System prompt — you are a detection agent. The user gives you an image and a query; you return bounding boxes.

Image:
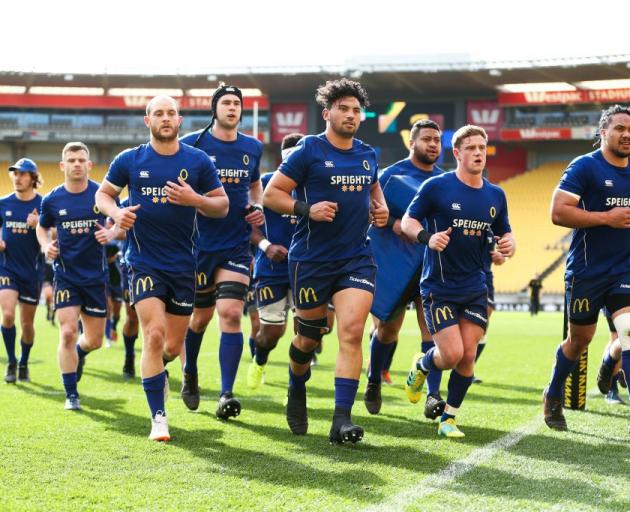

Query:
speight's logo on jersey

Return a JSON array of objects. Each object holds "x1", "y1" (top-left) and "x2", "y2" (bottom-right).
[
  {"x1": 5, "y1": 220, "x2": 32, "y2": 234},
  {"x1": 141, "y1": 186, "x2": 169, "y2": 204},
  {"x1": 217, "y1": 168, "x2": 249, "y2": 184},
  {"x1": 62, "y1": 219, "x2": 99, "y2": 234},
  {"x1": 605, "y1": 196, "x2": 630, "y2": 207},
  {"x1": 452, "y1": 218, "x2": 491, "y2": 237},
  {"x1": 330, "y1": 174, "x2": 372, "y2": 193}
]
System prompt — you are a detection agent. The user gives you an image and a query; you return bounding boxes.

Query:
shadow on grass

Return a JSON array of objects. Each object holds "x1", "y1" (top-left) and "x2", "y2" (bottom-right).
[{"x1": 453, "y1": 465, "x2": 627, "y2": 511}]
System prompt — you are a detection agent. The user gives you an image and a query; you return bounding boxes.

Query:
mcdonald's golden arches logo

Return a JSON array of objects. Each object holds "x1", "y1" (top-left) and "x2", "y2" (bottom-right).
[
  {"x1": 55, "y1": 289, "x2": 70, "y2": 304},
  {"x1": 435, "y1": 306, "x2": 454, "y2": 325},
  {"x1": 298, "y1": 287, "x2": 317, "y2": 304},
  {"x1": 258, "y1": 286, "x2": 275, "y2": 302},
  {"x1": 572, "y1": 298, "x2": 589, "y2": 314},
  {"x1": 179, "y1": 169, "x2": 189, "y2": 181},
  {"x1": 135, "y1": 276, "x2": 155, "y2": 295},
  {"x1": 196, "y1": 272, "x2": 207, "y2": 287},
  {"x1": 0, "y1": 276, "x2": 10, "y2": 286}
]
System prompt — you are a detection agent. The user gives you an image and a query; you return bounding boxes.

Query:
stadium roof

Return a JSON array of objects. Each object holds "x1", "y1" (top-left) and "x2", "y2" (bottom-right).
[{"x1": 1, "y1": 54, "x2": 629, "y2": 102}]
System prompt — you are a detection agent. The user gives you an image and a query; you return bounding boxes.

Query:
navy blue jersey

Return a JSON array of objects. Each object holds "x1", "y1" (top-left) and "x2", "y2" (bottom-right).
[
  {"x1": 557, "y1": 150, "x2": 630, "y2": 280},
  {"x1": 180, "y1": 130, "x2": 262, "y2": 251},
  {"x1": 253, "y1": 172, "x2": 297, "y2": 281},
  {"x1": 0, "y1": 193, "x2": 43, "y2": 278},
  {"x1": 379, "y1": 158, "x2": 444, "y2": 192},
  {"x1": 406, "y1": 171, "x2": 510, "y2": 297},
  {"x1": 105, "y1": 143, "x2": 222, "y2": 273},
  {"x1": 39, "y1": 181, "x2": 108, "y2": 285},
  {"x1": 279, "y1": 133, "x2": 378, "y2": 262}
]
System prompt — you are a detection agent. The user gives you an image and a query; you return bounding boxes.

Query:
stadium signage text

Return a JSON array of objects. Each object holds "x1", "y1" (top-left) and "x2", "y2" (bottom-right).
[{"x1": 499, "y1": 88, "x2": 630, "y2": 106}]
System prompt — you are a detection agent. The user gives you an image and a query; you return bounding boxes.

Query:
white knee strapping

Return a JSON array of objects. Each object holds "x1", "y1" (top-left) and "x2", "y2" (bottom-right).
[{"x1": 612, "y1": 313, "x2": 630, "y2": 351}]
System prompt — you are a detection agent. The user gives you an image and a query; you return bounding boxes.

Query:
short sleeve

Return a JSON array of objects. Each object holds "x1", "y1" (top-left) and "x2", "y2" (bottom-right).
[
  {"x1": 405, "y1": 179, "x2": 434, "y2": 222},
  {"x1": 491, "y1": 190, "x2": 511, "y2": 236},
  {"x1": 557, "y1": 158, "x2": 589, "y2": 200},
  {"x1": 39, "y1": 194, "x2": 54, "y2": 228},
  {"x1": 105, "y1": 150, "x2": 131, "y2": 191},
  {"x1": 278, "y1": 139, "x2": 309, "y2": 185}
]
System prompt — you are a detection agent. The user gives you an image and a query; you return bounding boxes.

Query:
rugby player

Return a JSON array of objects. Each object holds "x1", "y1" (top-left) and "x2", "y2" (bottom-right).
[
  {"x1": 264, "y1": 78, "x2": 389, "y2": 444},
  {"x1": 401, "y1": 125, "x2": 515, "y2": 438},
  {"x1": 598, "y1": 309, "x2": 626, "y2": 404},
  {"x1": 179, "y1": 84, "x2": 264, "y2": 419},
  {"x1": 96, "y1": 96, "x2": 228, "y2": 441},
  {"x1": 37, "y1": 142, "x2": 116, "y2": 410},
  {"x1": 364, "y1": 119, "x2": 445, "y2": 418},
  {"x1": 544, "y1": 104, "x2": 630, "y2": 431},
  {"x1": 246, "y1": 132, "x2": 303, "y2": 389},
  {"x1": 0, "y1": 158, "x2": 43, "y2": 383}
]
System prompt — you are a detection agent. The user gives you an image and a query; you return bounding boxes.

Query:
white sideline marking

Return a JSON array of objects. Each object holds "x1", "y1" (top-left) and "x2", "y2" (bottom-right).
[{"x1": 362, "y1": 417, "x2": 541, "y2": 512}]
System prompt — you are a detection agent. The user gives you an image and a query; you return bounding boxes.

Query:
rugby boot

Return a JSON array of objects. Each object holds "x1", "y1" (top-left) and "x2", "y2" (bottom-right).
[
  {"x1": 216, "y1": 391, "x2": 241, "y2": 420},
  {"x1": 17, "y1": 364, "x2": 30, "y2": 383},
  {"x1": 328, "y1": 408, "x2": 364, "y2": 445},
  {"x1": 181, "y1": 372, "x2": 200, "y2": 411},
  {"x1": 543, "y1": 387, "x2": 568, "y2": 431},
  {"x1": 596, "y1": 361, "x2": 614, "y2": 395},
  {"x1": 405, "y1": 352, "x2": 426, "y2": 403},
  {"x1": 4, "y1": 363, "x2": 17, "y2": 384},
  {"x1": 286, "y1": 386, "x2": 308, "y2": 435},
  {"x1": 424, "y1": 393, "x2": 446, "y2": 420},
  {"x1": 363, "y1": 381, "x2": 382, "y2": 415}
]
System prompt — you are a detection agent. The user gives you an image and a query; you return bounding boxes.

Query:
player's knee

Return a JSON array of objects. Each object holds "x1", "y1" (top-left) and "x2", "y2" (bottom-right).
[
  {"x1": 218, "y1": 305, "x2": 243, "y2": 329},
  {"x1": 441, "y1": 345, "x2": 464, "y2": 368},
  {"x1": 2, "y1": 310, "x2": 15, "y2": 327},
  {"x1": 295, "y1": 316, "x2": 329, "y2": 343},
  {"x1": 144, "y1": 324, "x2": 165, "y2": 350},
  {"x1": 257, "y1": 328, "x2": 282, "y2": 350},
  {"x1": 612, "y1": 313, "x2": 630, "y2": 350},
  {"x1": 338, "y1": 319, "x2": 366, "y2": 345},
  {"x1": 289, "y1": 342, "x2": 315, "y2": 365},
  {"x1": 190, "y1": 308, "x2": 213, "y2": 332},
  {"x1": 60, "y1": 326, "x2": 77, "y2": 347},
  {"x1": 376, "y1": 322, "x2": 399, "y2": 342},
  {"x1": 20, "y1": 323, "x2": 34, "y2": 342}
]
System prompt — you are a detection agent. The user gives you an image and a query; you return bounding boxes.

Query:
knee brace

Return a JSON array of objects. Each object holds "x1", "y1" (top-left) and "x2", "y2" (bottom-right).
[
  {"x1": 295, "y1": 316, "x2": 329, "y2": 342},
  {"x1": 289, "y1": 343, "x2": 315, "y2": 365},
  {"x1": 216, "y1": 281, "x2": 248, "y2": 301},
  {"x1": 612, "y1": 312, "x2": 630, "y2": 350},
  {"x1": 194, "y1": 288, "x2": 217, "y2": 308}
]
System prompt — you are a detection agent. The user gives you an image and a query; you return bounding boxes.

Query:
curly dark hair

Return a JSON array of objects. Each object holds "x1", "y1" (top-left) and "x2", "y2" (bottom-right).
[
  {"x1": 315, "y1": 78, "x2": 370, "y2": 109},
  {"x1": 599, "y1": 104, "x2": 630, "y2": 131}
]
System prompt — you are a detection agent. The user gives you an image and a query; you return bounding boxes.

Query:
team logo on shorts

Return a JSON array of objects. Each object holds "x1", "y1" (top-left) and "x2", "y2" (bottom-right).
[
  {"x1": 179, "y1": 169, "x2": 189, "y2": 181},
  {"x1": 0, "y1": 276, "x2": 10, "y2": 286},
  {"x1": 489, "y1": 206, "x2": 496, "y2": 218},
  {"x1": 243, "y1": 154, "x2": 250, "y2": 166},
  {"x1": 93, "y1": 204, "x2": 100, "y2": 214},
  {"x1": 135, "y1": 276, "x2": 155, "y2": 295},
  {"x1": 196, "y1": 272, "x2": 208, "y2": 287},
  {"x1": 363, "y1": 160, "x2": 370, "y2": 171},
  {"x1": 258, "y1": 286, "x2": 275, "y2": 302}
]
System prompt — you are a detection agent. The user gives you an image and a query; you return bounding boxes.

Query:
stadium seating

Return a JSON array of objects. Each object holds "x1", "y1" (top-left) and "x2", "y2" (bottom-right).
[
  {"x1": 0, "y1": 161, "x2": 108, "y2": 196},
  {"x1": 493, "y1": 162, "x2": 570, "y2": 294}
]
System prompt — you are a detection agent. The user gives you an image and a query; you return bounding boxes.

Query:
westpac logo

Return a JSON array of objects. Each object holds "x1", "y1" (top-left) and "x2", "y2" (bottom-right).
[
  {"x1": 470, "y1": 108, "x2": 500, "y2": 125},
  {"x1": 572, "y1": 298, "x2": 589, "y2": 314},
  {"x1": 275, "y1": 111, "x2": 304, "y2": 129},
  {"x1": 55, "y1": 289, "x2": 70, "y2": 304},
  {"x1": 298, "y1": 287, "x2": 318, "y2": 304},
  {"x1": 258, "y1": 286, "x2": 275, "y2": 302},
  {"x1": 135, "y1": 276, "x2": 155, "y2": 295},
  {"x1": 435, "y1": 306, "x2": 454, "y2": 325},
  {"x1": 140, "y1": 170, "x2": 150, "y2": 178},
  {"x1": 451, "y1": 203, "x2": 461, "y2": 211}
]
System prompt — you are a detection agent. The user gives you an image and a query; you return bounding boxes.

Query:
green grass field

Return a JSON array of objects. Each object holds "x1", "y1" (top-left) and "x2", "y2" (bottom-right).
[{"x1": 1, "y1": 310, "x2": 629, "y2": 511}]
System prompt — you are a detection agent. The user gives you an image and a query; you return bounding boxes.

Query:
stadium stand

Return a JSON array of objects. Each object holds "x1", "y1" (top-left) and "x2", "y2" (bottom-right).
[{"x1": 493, "y1": 162, "x2": 570, "y2": 295}]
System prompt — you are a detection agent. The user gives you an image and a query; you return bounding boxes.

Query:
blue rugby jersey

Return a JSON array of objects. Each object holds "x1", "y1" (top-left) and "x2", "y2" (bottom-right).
[
  {"x1": 105, "y1": 143, "x2": 222, "y2": 273},
  {"x1": 406, "y1": 171, "x2": 510, "y2": 297},
  {"x1": 180, "y1": 130, "x2": 262, "y2": 251},
  {"x1": 278, "y1": 133, "x2": 378, "y2": 262},
  {"x1": 557, "y1": 149, "x2": 630, "y2": 280},
  {"x1": 253, "y1": 172, "x2": 297, "y2": 281},
  {"x1": 39, "y1": 181, "x2": 108, "y2": 285},
  {"x1": 379, "y1": 158, "x2": 444, "y2": 191},
  {"x1": 0, "y1": 193, "x2": 43, "y2": 278}
]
